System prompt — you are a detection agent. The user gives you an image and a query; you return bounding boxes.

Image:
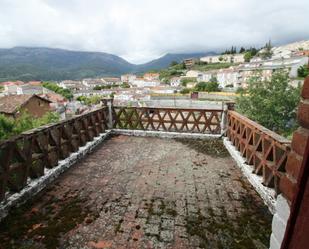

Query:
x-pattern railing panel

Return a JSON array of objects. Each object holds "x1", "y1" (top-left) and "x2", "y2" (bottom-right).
[
  {"x1": 0, "y1": 107, "x2": 108, "y2": 202},
  {"x1": 112, "y1": 106, "x2": 223, "y2": 134},
  {"x1": 227, "y1": 110, "x2": 291, "y2": 194}
]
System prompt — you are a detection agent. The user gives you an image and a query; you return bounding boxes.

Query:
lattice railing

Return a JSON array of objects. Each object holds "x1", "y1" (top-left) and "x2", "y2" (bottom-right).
[
  {"x1": 0, "y1": 107, "x2": 108, "y2": 202},
  {"x1": 227, "y1": 110, "x2": 291, "y2": 193},
  {"x1": 112, "y1": 106, "x2": 223, "y2": 134}
]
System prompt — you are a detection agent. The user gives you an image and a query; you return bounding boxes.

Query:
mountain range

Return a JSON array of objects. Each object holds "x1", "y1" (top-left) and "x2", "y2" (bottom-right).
[{"x1": 0, "y1": 47, "x2": 215, "y2": 81}]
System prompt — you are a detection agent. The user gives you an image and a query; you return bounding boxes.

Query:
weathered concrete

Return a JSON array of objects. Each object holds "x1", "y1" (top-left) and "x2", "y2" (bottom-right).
[
  {"x1": 112, "y1": 129, "x2": 223, "y2": 139},
  {"x1": 0, "y1": 135, "x2": 272, "y2": 249},
  {"x1": 270, "y1": 195, "x2": 290, "y2": 249},
  {"x1": 223, "y1": 138, "x2": 277, "y2": 214}
]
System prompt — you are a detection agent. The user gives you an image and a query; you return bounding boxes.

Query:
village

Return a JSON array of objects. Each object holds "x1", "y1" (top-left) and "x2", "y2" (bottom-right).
[{"x1": 0, "y1": 40, "x2": 308, "y2": 121}]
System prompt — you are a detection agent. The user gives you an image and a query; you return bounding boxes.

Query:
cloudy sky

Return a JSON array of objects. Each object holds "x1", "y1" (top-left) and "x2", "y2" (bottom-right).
[{"x1": 0, "y1": 0, "x2": 308, "y2": 63}]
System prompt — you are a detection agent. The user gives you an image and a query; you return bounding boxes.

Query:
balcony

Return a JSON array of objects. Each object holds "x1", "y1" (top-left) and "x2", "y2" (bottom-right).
[{"x1": 0, "y1": 101, "x2": 303, "y2": 249}]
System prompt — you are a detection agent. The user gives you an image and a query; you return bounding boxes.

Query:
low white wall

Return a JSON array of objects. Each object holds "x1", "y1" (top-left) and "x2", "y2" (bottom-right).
[
  {"x1": 112, "y1": 129, "x2": 222, "y2": 140},
  {"x1": 269, "y1": 194, "x2": 290, "y2": 249},
  {"x1": 223, "y1": 137, "x2": 291, "y2": 249},
  {"x1": 223, "y1": 137, "x2": 277, "y2": 213}
]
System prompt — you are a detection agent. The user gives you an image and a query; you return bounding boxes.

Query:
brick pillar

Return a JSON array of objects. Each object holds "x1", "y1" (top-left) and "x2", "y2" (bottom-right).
[
  {"x1": 280, "y1": 76, "x2": 309, "y2": 203},
  {"x1": 270, "y1": 76, "x2": 309, "y2": 249}
]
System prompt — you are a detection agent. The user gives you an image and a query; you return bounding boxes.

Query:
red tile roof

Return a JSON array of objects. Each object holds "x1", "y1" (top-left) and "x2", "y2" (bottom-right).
[{"x1": 0, "y1": 94, "x2": 51, "y2": 115}]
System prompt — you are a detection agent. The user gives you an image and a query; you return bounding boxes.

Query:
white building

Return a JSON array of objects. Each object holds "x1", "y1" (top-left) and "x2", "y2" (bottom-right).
[
  {"x1": 102, "y1": 77, "x2": 121, "y2": 85},
  {"x1": 200, "y1": 54, "x2": 245, "y2": 64},
  {"x1": 185, "y1": 70, "x2": 201, "y2": 78},
  {"x1": 170, "y1": 77, "x2": 181, "y2": 87},
  {"x1": 197, "y1": 71, "x2": 216, "y2": 83},
  {"x1": 216, "y1": 69, "x2": 240, "y2": 88},
  {"x1": 121, "y1": 74, "x2": 137, "y2": 83},
  {"x1": 143, "y1": 73, "x2": 160, "y2": 81},
  {"x1": 132, "y1": 79, "x2": 160, "y2": 88}
]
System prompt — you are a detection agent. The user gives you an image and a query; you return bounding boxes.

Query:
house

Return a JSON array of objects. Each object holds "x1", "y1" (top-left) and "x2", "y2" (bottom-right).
[
  {"x1": 132, "y1": 78, "x2": 160, "y2": 88},
  {"x1": 39, "y1": 93, "x2": 67, "y2": 107},
  {"x1": 143, "y1": 73, "x2": 160, "y2": 81},
  {"x1": 197, "y1": 71, "x2": 216, "y2": 83},
  {"x1": 82, "y1": 78, "x2": 105, "y2": 89},
  {"x1": 28, "y1": 81, "x2": 42, "y2": 86},
  {"x1": 121, "y1": 74, "x2": 137, "y2": 83},
  {"x1": 39, "y1": 93, "x2": 68, "y2": 120},
  {"x1": 2, "y1": 81, "x2": 25, "y2": 95},
  {"x1": 16, "y1": 84, "x2": 50, "y2": 95},
  {"x1": 186, "y1": 82, "x2": 197, "y2": 89},
  {"x1": 216, "y1": 68, "x2": 240, "y2": 88},
  {"x1": 183, "y1": 58, "x2": 198, "y2": 68},
  {"x1": 232, "y1": 54, "x2": 245, "y2": 63},
  {"x1": 170, "y1": 77, "x2": 181, "y2": 87},
  {"x1": 149, "y1": 86, "x2": 175, "y2": 94},
  {"x1": 58, "y1": 80, "x2": 84, "y2": 91},
  {"x1": 0, "y1": 94, "x2": 52, "y2": 118},
  {"x1": 102, "y1": 77, "x2": 121, "y2": 85},
  {"x1": 185, "y1": 70, "x2": 201, "y2": 78},
  {"x1": 200, "y1": 54, "x2": 244, "y2": 64}
]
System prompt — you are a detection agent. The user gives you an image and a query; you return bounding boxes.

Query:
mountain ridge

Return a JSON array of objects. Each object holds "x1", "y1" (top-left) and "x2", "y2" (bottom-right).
[{"x1": 0, "y1": 47, "x2": 215, "y2": 81}]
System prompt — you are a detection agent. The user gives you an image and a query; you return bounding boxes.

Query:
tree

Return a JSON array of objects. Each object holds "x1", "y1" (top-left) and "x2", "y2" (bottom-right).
[
  {"x1": 297, "y1": 65, "x2": 309, "y2": 78},
  {"x1": 170, "y1": 61, "x2": 178, "y2": 67},
  {"x1": 244, "y1": 51, "x2": 253, "y2": 62},
  {"x1": 77, "y1": 95, "x2": 102, "y2": 105},
  {"x1": 239, "y1": 47, "x2": 246, "y2": 53},
  {"x1": 236, "y1": 70, "x2": 301, "y2": 136},
  {"x1": 194, "y1": 82, "x2": 208, "y2": 91},
  {"x1": 204, "y1": 81, "x2": 220, "y2": 92},
  {"x1": 180, "y1": 88, "x2": 190, "y2": 94},
  {"x1": 181, "y1": 77, "x2": 197, "y2": 86},
  {"x1": 42, "y1": 82, "x2": 73, "y2": 100},
  {"x1": 0, "y1": 111, "x2": 60, "y2": 141},
  {"x1": 260, "y1": 40, "x2": 273, "y2": 59}
]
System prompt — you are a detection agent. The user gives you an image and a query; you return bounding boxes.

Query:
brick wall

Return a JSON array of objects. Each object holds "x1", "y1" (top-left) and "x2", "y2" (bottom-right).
[
  {"x1": 270, "y1": 76, "x2": 309, "y2": 249},
  {"x1": 279, "y1": 76, "x2": 309, "y2": 203}
]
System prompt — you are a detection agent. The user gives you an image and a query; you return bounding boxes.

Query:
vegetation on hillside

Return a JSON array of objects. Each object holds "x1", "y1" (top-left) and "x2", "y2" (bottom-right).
[
  {"x1": 158, "y1": 62, "x2": 185, "y2": 83},
  {"x1": 93, "y1": 82, "x2": 130, "y2": 90},
  {"x1": 42, "y1": 82, "x2": 73, "y2": 100},
  {"x1": 190, "y1": 62, "x2": 235, "y2": 72},
  {"x1": 194, "y1": 81, "x2": 220, "y2": 92},
  {"x1": 0, "y1": 112, "x2": 60, "y2": 141},
  {"x1": 180, "y1": 77, "x2": 220, "y2": 94},
  {"x1": 259, "y1": 40, "x2": 273, "y2": 60},
  {"x1": 76, "y1": 95, "x2": 104, "y2": 105},
  {"x1": 236, "y1": 70, "x2": 301, "y2": 137},
  {"x1": 181, "y1": 77, "x2": 197, "y2": 86},
  {"x1": 297, "y1": 65, "x2": 309, "y2": 78}
]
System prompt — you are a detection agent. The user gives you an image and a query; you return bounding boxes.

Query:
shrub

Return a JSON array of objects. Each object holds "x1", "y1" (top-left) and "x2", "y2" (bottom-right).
[
  {"x1": 42, "y1": 82, "x2": 73, "y2": 100},
  {"x1": 180, "y1": 88, "x2": 190, "y2": 94},
  {"x1": 0, "y1": 111, "x2": 60, "y2": 141},
  {"x1": 297, "y1": 65, "x2": 309, "y2": 78},
  {"x1": 236, "y1": 70, "x2": 301, "y2": 136}
]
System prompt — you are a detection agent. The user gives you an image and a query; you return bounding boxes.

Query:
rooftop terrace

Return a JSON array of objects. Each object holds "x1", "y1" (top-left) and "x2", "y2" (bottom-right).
[
  {"x1": 0, "y1": 135, "x2": 271, "y2": 249},
  {"x1": 1, "y1": 75, "x2": 309, "y2": 249}
]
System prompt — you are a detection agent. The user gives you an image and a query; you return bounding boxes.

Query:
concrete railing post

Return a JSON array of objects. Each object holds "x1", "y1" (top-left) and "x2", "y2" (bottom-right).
[
  {"x1": 107, "y1": 98, "x2": 114, "y2": 129},
  {"x1": 222, "y1": 101, "x2": 235, "y2": 135}
]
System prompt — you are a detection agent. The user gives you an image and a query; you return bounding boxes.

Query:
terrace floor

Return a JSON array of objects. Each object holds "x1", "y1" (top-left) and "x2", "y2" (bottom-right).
[{"x1": 0, "y1": 135, "x2": 272, "y2": 249}]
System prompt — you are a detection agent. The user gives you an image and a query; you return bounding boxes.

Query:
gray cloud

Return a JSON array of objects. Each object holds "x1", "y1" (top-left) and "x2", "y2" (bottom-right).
[{"x1": 0, "y1": 0, "x2": 308, "y2": 63}]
